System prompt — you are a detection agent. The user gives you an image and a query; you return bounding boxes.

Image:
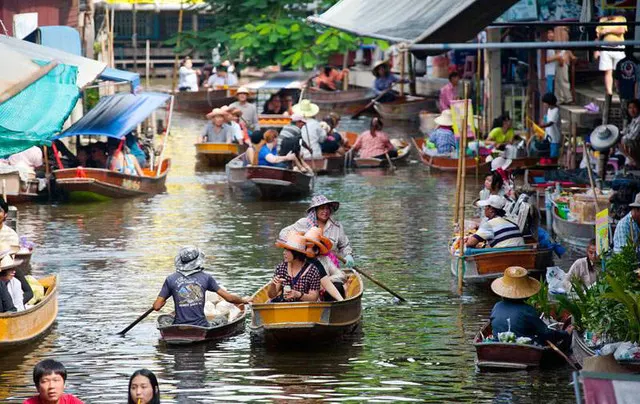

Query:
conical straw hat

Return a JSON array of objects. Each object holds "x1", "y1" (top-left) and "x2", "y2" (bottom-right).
[{"x1": 491, "y1": 266, "x2": 541, "y2": 299}]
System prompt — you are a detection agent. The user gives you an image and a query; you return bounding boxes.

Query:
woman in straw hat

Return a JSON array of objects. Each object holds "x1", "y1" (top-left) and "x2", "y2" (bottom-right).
[
  {"x1": 303, "y1": 226, "x2": 346, "y2": 301},
  {"x1": 490, "y1": 266, "x2": 573, "y2": 347},
  {"x1": 267, "y1": 233, "x2": 322, "y2": 302},
  {"x1": 292, "y1": 100, "x2": 326, "y2": 158},
  {"x1": 202, "y1": 108, "x2": 234, "y2": 143},
  {"x1": 280, "y1": 194, "x2": 355, "y2": 268},
  {"x1": 425, "y1": 110, "x2": 456, "y2": 155},
  {"x1": 372, "y1": 60, "x2": 399, "y2": 103}
]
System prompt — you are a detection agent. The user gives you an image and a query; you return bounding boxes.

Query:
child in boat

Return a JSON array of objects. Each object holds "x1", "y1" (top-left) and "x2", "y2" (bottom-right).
[
  {"x1": 23, "y1": 359, "x2": 83, "y2": 404},
  {"x1": 128, "y1": 369, "x2": 160, "y2": 404}
]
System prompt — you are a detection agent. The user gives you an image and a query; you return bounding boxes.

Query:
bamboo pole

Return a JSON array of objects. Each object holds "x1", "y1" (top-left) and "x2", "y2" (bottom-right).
[
  {"x1": 171, "y1": 2, "x2": 184, "y2": 93},
  {"x1": 454, "y1": 134, "x2": 464, "y2": 223},
  {"x1": 110, "y1": 7, "x2": 115, "y2": 68},
  {"x1": 132, "y1": 1, "x2": 138, "y2": 72},
  {"x1": 399, "y1": 49, "x2": 405, "y2": 97},
  {"x1": 475, "y1": 48, "x2": 481, "y2": 180},
  {"x1": 342, "y1": 49, "x2": 349, "y2": 91},
  {"x1": 145, "y1": 39, "x2": 150, "y2": 89},
  {"x1": 457, "y1": 83, "x2": 470, "y2": 294}
]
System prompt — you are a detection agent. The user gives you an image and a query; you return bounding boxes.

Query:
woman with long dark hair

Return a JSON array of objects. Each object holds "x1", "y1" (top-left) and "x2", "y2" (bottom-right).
[{"x1": 128, "y1": 369, "x2": 160, "y2": 404}]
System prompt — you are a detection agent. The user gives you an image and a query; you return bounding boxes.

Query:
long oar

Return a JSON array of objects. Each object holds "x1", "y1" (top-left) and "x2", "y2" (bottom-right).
[
  {"x1": 336, "y1": 254, "x2": 406, "y2": 302},
  {"x1": 547, "y1": 340, "x2": 581, "y2": 370},
  {"x1": 350, "y1": 87, "x2": 393, "y2": 119},
  {"x1": 117, "y1": 307, "x2": 154, "y2": 336}
]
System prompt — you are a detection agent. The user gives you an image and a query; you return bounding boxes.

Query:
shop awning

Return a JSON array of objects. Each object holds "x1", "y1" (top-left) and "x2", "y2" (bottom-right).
[
  {"x1": 308, "y1": 0, "x2": 518, "y2": 46},
  {"x1": 244, "y1": 72, "x2": 311, "y2": 90},
  {"x1": 100, "y1": 68, "x2": 142, "y2": 93},
  {"x1": 56, "y1": 92, "x2": 170, "y2": 139}
]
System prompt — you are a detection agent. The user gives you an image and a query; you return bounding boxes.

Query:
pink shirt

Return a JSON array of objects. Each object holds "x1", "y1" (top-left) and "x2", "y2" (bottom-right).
[
  {"x1": 24, "y1": 394, "x2": 84, "y2": 404},
  {"x1": 352, "y1": 130, "x2": 394, "y2": 158},
  {"x1": 439, "y1": 82, "x2": 457, "y2": 112}
]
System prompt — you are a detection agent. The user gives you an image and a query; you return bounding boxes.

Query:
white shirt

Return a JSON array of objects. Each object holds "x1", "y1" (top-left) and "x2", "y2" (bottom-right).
[
  {"x1": 228, "y1": 122, "x2": 244, "y2": 143},
  {"x1": 545, "y1": 49, "x2": 557, "y2": 76},
  {"x1": 207, "y1": 74, "x2": 226, "y2": 87},
  {"x1": 300, "y1": 118, "x2": 327, "y2": 158},
  {"x1": 545, "y1": 107, "x2": 562, "y2": 144},
  {"x1": 0, "y1": 225, "x2": 19, "y2": 246},
  {"x1": 6, "y1": 277, "x2": 24, "y2": 311},
  {"x1": 178, "y1": 66, "x2": 199, "y2": 91}
]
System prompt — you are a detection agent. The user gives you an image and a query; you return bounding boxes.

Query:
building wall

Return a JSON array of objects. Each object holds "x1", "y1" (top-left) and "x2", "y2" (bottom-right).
[{"x1": 0, "y1": 0, "x2": 79, "y2": 36}]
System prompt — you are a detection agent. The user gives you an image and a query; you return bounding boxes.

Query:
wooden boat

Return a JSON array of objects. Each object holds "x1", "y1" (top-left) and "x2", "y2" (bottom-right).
[
  {"x1": 195, "y1": 143, "x2": 247, "y2": 167},
  {"x1": 572, "y1": 331, "x2": 640, "y2": 372},
  {"x1": 0, "y1": 171, "x2": 41, "y2": 204},
  {"x1": 0, "y1": 275, "x2": 57, "y2": 347},
  {"x1": 259, "y1": 114, "x2": 291, "y2": 129},
  {"x1": 249, "y1": 269, "x2": 363, "y2": 344},
  {"x1": 352, "y1": 140, "x2": 412, "y2": 168},
  {"x1": 173, "y1": 89, "x2": 237, "y2": 115},
  {"x1": 373, "y1": 95, "x2": 436, "y2": 121},
  {"x1": 304, "y1": 155, "x2": 347, "y2": 175},
  {"x1": 451, "y1": 245, "x2": 554, "y2": 282},
  {"x1": 306, "y1": 86, "x2": 376, "y2": 115},
  {"x1": 157, "y1": 309, "x2": 246, "y2": 345},
  {"x1": 551, "y1": 207, "x2": 595, "y2": 250},
  {"x1": 412, "y1": 138, "x2": 490, "y2": 173},
  {"x1": 474, "y1": 322, "x2": 554, "y2": 370},
  {"x1": 54, "y1": 159, "x2": 171, "y2": 202},
  {"x1": 226, "y1": 154, "x2": 314, "y2": 199}
]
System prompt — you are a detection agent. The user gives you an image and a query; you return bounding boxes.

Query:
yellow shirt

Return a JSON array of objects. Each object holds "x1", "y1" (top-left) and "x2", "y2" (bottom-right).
[
  {"x1": 596, "y1": 16, "x2": 627, "y2": 42},
  {"x1": 487, "y1": 127, "x2": 514, "y2": 144}
]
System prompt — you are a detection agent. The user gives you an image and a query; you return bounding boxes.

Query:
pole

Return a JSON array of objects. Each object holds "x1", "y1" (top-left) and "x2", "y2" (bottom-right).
[
  {"x1": 43, "y1": 146, "x2": 51, "y2": 201},
  {"x1": 458, "y1": 83, "x2": 470, "y2": 294},
  {"x1": 110, "y1": 7, "x2": 115, "y2": 68},
  {"x1": 400, "y1": 49, "x2": 406, "y2": 97},
  {"x1": 145, "y1": 39, "x2": 150, "y2": 89},
  {"x1": 156, "y1": 96, "x2": 175, "y2": 176},
  {"x1": 583, "y1": 145, "x2": 600, "y2": 213},
  {"x1": 342, "y1": 49, "x2": 349, "y2": 91},
  {"x1": 132, "y1": 1, "x2": 137, "y2": 72},
  {"x1": 171, "y1": 2, "x2": 184, "y2": 93},
  {"x1": 408, "y1": 52, "x2": 416, "y2": 96}
]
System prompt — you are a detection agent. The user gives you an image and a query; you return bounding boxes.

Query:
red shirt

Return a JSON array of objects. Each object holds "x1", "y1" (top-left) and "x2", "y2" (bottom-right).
[{"x1": 23, "y1": 394, "x2": 84, "y2": 404}]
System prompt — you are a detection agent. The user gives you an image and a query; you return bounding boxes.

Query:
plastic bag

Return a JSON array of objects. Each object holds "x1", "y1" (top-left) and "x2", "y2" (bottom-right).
[
  {"x1": 546, "y1": 266, "x2": 567, "y2": 294},
  {"x1": 25, "y1": 275, "x2": 44, "y2": 305},
  {"x1": 614, "y1": 342, "x2": 640, "y2": 361},
  {"x1": 227, "y1": 305, "x2": 242, "y2": 322},
  {"x1": 215, "y1": 300, "x2": 235, "y2": 317}
]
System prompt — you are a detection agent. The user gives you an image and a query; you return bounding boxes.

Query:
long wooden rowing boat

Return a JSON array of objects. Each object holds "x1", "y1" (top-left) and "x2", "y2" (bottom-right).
[
  {"x1": 0, "y1": 275, "x2": 57, "y2": 348},
  {"x1": 474, "y1": 322, "x2": 555, "y2": 370},
  {"x1": 174, "y1": 89, "x2": 236, "y2": 115},
  {"x1": 451, "y1": 245, "x2": 554, "y2": 282},
  {"x1": 352, "y1": 141, "x2": 412, "y2": 168},
  {"x1": 226, "y1": 154, "x2": 314, "y2": 199},
  {"x1": 306, "y1": 86, "x2": 376, "y2": 115},
  {"x1": 195, "y1": 143, "x2": 247, "y2": 167},
  {"x1": 373, "y1": 96, "x2": 436, "y2": 121},
  {"x1": 157, "y1": 309, "x2": 246, "y2": 345},
  {"x1": 551, "y1": 207, "x2": 595, "y2": 250},
  {"x1": 412, "y1": 138, "x2": 490, "y2": 173},
  {"x1": 0, "y1": 171, "x2": 41, "y2": 204},
  {"x1": 54, "y1": 159, "x2": 171, "y2": 202},
  {"x1": 249, "y1": 269, "x2": 363, "y2": 345},
  {"x1": 304, "y1": 155, "x2": 347, "y2": 175}
]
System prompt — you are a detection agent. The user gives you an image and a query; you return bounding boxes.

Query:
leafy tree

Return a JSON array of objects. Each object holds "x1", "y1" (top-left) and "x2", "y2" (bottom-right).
[{"x1": 167, "y1": 0, "x2": 387, "y2": 69}]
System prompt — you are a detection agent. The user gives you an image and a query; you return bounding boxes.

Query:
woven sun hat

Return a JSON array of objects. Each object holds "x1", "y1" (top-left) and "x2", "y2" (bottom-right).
[
  {"x1": 174, "y1": 246, "x2": 206, "y2": 275},
  {"x1": 292, "y1": 99, "x2": 320, "y2": 118},
  {"x1": 206, "y1": 107, "x2": 226, "y2": 119},
  {"x1": 629, "y1": 193, "x2": 640, "y2": 208},
  {"x1": 236, "y1": 86, "x2": 249, "y2": 95},
  {"x1": 434, "y1": 110, "x2": 453, "y2": 126},
  {"x1": 490, "y1": 156, "x2": 512, "y2": 171},
  {"x1": 476, "y1": 194, "x2": 507, "y2": 210},
  {"x1": 306, "y1": 194, "x2": 340, "y2": 213},
  {"x1": 491, "y1": 266, "x2": 541, "y2": 299},
  {"x1": 371, "y1": 59, "x2": 389, "y2": 75},
  {"x1": 275, "y1": 232, "x2": 309, "y2": 255},
  {"x1": 590, "y1": 124, "x2": 620, "y2": 151},
  {"x1": 303, "y1": 226, "x2": 333, "y2": 256},
  {"x1": 0, "y1": 244, "x2": 20, "y2": 272}
]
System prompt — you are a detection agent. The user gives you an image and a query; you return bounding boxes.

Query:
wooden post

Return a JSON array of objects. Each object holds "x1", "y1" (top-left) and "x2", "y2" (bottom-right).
[
  {"x1": 408, "y1": 52, "x2": 416, "y2": 96},
  {"x1": 171, "y1": 2, "x2": 184, "y2": 93},
  {"x1": 110, "y1": 7, "x2": 115, "y2": 68},
  {"x1": 145, "y1": 39, "x2": 150, "y2": 89},
  {"x1": 342, "y1": 50, "x2": 349, "y2": 91},
  {"x1": 400, "y1": 49, "x2": 406, "y2": 97},
  {"x1": 457, "y1": 86, "x2": 470, "y2": 294},
  {"x1": 132, "y1": 1, "x2": 137, "y2": 72}
]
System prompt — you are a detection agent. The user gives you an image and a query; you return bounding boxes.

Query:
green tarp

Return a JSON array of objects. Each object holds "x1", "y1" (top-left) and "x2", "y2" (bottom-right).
[{"x1": 0, "y1": 62, "x2": 79, "y2": 157}]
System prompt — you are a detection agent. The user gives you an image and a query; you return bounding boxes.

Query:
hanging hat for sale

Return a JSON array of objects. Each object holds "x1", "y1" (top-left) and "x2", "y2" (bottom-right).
[
  {"x1": 434, "y1": 110, "x2": 454, "y2": 126},
  {"x1": 206, "y1": 108, "x2": 226, "y2": 119},
  {"x1": 590, "y1": 124, "x2": 620, "y2": 151},
  {"x1": 307, "y1": 194, "x2": 340, "y2": 213},
  {"x1": 292, "y1": 99, "x2": 320, "y2": 118},
  {"x1": 490, "y1": 156, "x2": 512, "y2": 171},
  {"x1": 491, "y1": 266, "x2": 541, "y2": 299},
  {"x1": 303, "y1": 226, "x2": 333, "y2": 256},
  {"x1": 275, "y1": 233, "x2": 309, "y2": 255}
]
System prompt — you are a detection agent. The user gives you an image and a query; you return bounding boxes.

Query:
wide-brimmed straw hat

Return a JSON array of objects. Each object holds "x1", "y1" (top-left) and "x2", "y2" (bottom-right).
[
  {"x1": 275, "y1": 233, "x2": 308, "y2": 255},
  {"x1": 292, "y1": 100, "x2": 320, "y2": 118},
  {"x1": 303, "y1": 226, "x2": 333, "y2": 256},
  {"x1": 490, "y1": 156, "x2": 512, "y2": 171},
  {"x1": 372, "y1": 60, "x2": 389, "y2": 75},
  {"x1": 206, "y1": 108, "x2": 226, "y2": 119},
  {"x1": 590, "y1": 124, "x2": 620, "y2": 151},
  {"x1": 174, "y1": 246, "x2": 206, "y2": 275},
  {"x1": 491, "y1": 266, "x2": 541, "y2": 299},
  {"x1": 0, "y1": 244, "x2": 20, "y2": 272},
  {"x1": 434, "y1": 110, "x2": 453, "y2": 126},
  {"x1": 306, "y1": 194, "x2": 340, "y2": 213},
  {"x1": 236, "y1": 86, "x2": 249, "y2": 95}
]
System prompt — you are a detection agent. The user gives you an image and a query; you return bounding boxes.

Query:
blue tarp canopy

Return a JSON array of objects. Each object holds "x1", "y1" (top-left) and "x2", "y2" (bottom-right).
[
  {"x1": 56, "y1": 92, "x2": 170, "y2": 139},
  {"x1": 245, "y1": 72, "x2": 311, "y2": 90},
  {"x1": 100, "y1": 68, "x2": 142, "y2": 93}
]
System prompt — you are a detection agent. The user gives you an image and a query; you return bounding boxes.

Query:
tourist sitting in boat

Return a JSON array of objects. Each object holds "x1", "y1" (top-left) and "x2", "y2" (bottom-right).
[
  {"x1": 439, "y1": 72, "x2": 460, "y2": 112},
  {"x1": 178, "y1": 56, "x2": 200, "y2": 92},
  {"x1": 303, "y1": 226, "x2": 347, "y2": 301},
  {"x1": 425, "y1": 110, "x2": 456, "y2": 155},
  {"x1": 280, "y1": 94, "x2": 294, "y2": 116},
  {"x1": 0, "y1": 271, "x2": 15, "y2": 312},
  {"x1": 202, "y1": 108, "x2": 234, "y2": 144},
  {"x1": 90, "y1": 143, "x2": 108, "y2": 169},
  {"x1": 153, "y1": 246, "x2": 250, "y2": 327},
  {"x1": 352, "y1": 117, "x2": 398, "y2": 159},
  {"x1": 221, "y1": 106, "x2": 245, "y2": 145},
  {"x1": 229, "y1": 87, "x2": 260, "y2": 131},
  {"x1": 245, "y1": 130, "x2": 264, "y2": 166},
  {"x1": 229, "y1": 108, "x2": 251, "y2": 146},
  {"x1": 257, "y1": 129, "x2": 298, "y2": 168},
  {"x1": 319, "y1": 115, "x2": 346, "y2": 155},
  {"x1": 292, "y1": 100, "x2": 326, "y2": 158},
  {"x1": 24, "y1": 359, "x2": 84, "y2": 404},
  {"x1": 490, "y1": 266, "x2": 573, "y2": 348},
  {"x1": 564, "y1": 238, "x2": 599, "y2": 290},
  {"x1": 206, "y1": 65, "x2": 235, "y2": 88},
  {"x1": 267, "y1": 232, "x2": 322, "y2": 302},
  {"x1": 125, "y1": 133, "x2": 147, "y2": 168},
  {"x1": 107, "y1": 138, "x2": 145, "y2": 177},
  {"x1": 315, "y1": 65, "x2": 349, "y2": 91},
  {"x1": 466, "y1": 195, "x2": 525, "y2": 249},
  {"x1": 372, "y1": 60, "x2": 399, "y2": 103},
  {"x1": 128, "y1": 369, "x2": 160, "y2": 404},
  {"x1": 486, "y1": 113, "x2": 514, "y2": 149},
  {"x1": 613, "y1": 192, "x2": 640, "y2": 254},
  {"x1": 262, "y1": 94, "x2": 286, "y2": 115},
  {"x1": 0, "y1": 245, "x2": 24, "y2": 312},
  {"x1": 279, "y1": 194, "x2": 355, "y2": 268}
]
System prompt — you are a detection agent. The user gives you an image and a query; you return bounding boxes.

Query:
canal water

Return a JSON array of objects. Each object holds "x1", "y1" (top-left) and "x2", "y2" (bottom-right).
[{"x1": 1, "y1": 112, "x2": 581, "y2": 403}]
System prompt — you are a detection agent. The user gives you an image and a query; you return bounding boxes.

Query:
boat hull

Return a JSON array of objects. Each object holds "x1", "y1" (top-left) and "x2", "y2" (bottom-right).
[
  {"x1": 307, "y1": 86, "x2": 376, "y2": 115},
  {"x1": 304, "y1": 155, "x2": 346, "y2": 175},
  {"x1": 0, "y1": 275, "x2": 57, "y2": 348},
  {"x1": 451, "y1": 247, "x2": 553, "y2": 282},
  {"x1": 249, "y1": 270, "x2": 363, "y2": 345},
  {"x1": 196, "y1": 143, "x2": 246, "y2": 167},
  {"x1": 374, "y1": 96, "x2": 437, "y2": 121},
  {"x1": 174, "y1": 89, "x2": 236, "y2": 114},
  {"x1": 54, "y1": 160, "x2": 171, "y2": 201},
  {"x1": 352, "y1": 143, "x2": 412, "y2": 168},
  {"x1": 158, "y1": 310, "x2": 246, "y2": 345},
  {"x1": 552, "y1": 208, "x2": 594, "y2": 250},
  {"x1": 411, "y1": 138, "x2": 490, "y2": 173},
  {"x1": 0, "y1": 172, "x2": 41, "y2": 204},
  {"x1": 474, "y1": 323, "x2": 552, "y2": 370}
]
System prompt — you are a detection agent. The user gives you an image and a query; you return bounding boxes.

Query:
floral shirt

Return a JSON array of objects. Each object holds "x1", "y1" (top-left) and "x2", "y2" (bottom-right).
[{"x1": 273, "y1": 261, "x2": 321, "y2": 297}]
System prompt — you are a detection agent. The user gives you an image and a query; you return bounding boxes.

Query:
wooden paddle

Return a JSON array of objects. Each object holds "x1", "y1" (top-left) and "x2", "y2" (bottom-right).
[
  {"x1": 117, "y1": 307, "x2": 154, "y2": 336},
  {"x1": 336, "y1": 254, "x2": 406, "y2": 302},
  {"x1": 384, "y1": 152, "x2": 396, "y2": 171},
  {"x1": 350, "y1": 87, "x2": 394, "y2": 120},
  {"x1": 547, "y1": 340, "x2": 582, "y2": 370}
]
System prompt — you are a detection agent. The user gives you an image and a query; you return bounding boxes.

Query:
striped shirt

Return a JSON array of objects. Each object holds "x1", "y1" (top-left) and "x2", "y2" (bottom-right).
[
  {"x1": 473, "y1": 216, "x2": 525, "y2": 248},
  {"x1": 613, "y1": 212, "x2": 640, "y2": 253}
]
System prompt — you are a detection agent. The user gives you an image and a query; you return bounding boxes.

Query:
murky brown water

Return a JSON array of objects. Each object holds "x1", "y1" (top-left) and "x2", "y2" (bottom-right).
[{"x1": 0, "y1": 112, "x2": 582, "y2": 403}]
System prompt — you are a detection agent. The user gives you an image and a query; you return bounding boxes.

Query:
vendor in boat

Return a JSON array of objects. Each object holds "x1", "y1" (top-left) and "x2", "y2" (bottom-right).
[
  {"x1": 439, "y1": 72, "x2": 460, "y2": 112},
  {"x1": 372, "y1": 60, "x2": 399, "y2": 103},
  {"x1": 486, "y1": 113, "x2": 514, "y2": 148},
  {"x1": 229, "y1": 87, "x2": 260, "y2": 132},
  {"x1": 107, "y1": 138, "x2": 145, "y2": 177},
  {"x1": 465, "y1": 195, "x2": 525, "y2": 249},
  {"x1": 352, "y1": 117, "x2": 397, "y2": 159},
  {"x1": 292, "y1": 100, "x2": 326, "y2": 158},
  {"x1": 315, "y1": 65, "x2": 349, "y2": 91},
  {"x1": 178, "y1": 56, "x2": 200, "y2": 92},
  {"x1": 613, "y1": 193, "x2": 640, "y2": 254},
  {"x1": 152, "y1": 246, "x2": 250, "y2": 327},
  {"x1": 267, "y1": 232, "x2": 322, "y2": 302},
  {"x1": 280, "y1": 194, "x2": 355, "y2": 268},
  {"x1": 256, "y1": 129, "x2": 299, "y2": 168},
  {"x1": 303, "y1": 226, "x2": 347, "y2": 301},
  {"x1": 262, "y1": 94, "x2": 286, "y2": 115},
  {"x1": 202, "y1": 108, "x2": 234, "y2": 144},
  {"x1": 425, "y1": 110, "x2": 456, "y2": 155},
  {"x1": 489, "y1": 156, "x2": 514, "y2": 197},
  {"x1": 564, "y1": 239, "x2": 599, "y2": 290},
  {"x1": 24, "y1": 359, "x2": 84, "y2": 404},
  {"x1": 490, "y1": 266, "x2": 573, "y2": 348},
  {"x1": 128, "y1": 369, "x2": 160, "y2": 404}
]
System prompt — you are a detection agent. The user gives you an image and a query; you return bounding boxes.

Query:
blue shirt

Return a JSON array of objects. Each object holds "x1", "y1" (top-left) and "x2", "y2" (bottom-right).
[
  {"x1": 126, "y1": 135, "x2": 146, "y2": 167},
  {"x1": 374, "y1": 74, "x2": 398, "y2": 93},
  {"x1": 613, "y1": 211, "x2": 640, "y2": 253},
  {"x1": 159, "y1": 272, "x2": 220, "y2": 327},
  {"x1": 615, "y1": 56, "x2": 640, "y2": 100},
  {"x1": 258, "y1": 144, "x2": 277, "y2": 166},
  {"x1": 428, "y1": 127, "x2": 457, "y2": 154},
  {"x1": 490, "y1": 300, "x2": 569, "y2": 345}
]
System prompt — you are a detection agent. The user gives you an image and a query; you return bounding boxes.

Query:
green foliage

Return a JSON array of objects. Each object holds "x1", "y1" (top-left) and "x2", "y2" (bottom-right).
[
  {"x1": 166, "y1": 0, "x2": 388, "y2": 69},
  {"x1": 527, "y1": 280, "x2": 553, "y2": 318}
]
